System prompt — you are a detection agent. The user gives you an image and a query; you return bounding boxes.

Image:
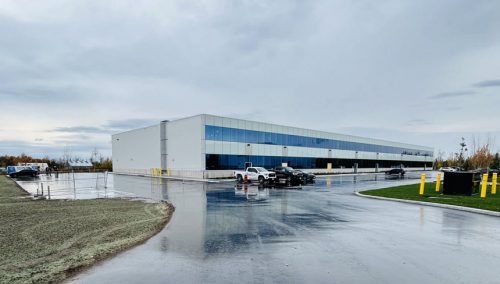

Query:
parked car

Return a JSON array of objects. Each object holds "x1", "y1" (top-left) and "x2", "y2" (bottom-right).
[
  {"x1": 234, "y1": 167, "x2": 276, "y2": 184},
  {"x1": 439, "y1": 167, "x2": 457, "y2": 172},
  {"x1": 296, "y1": 169, "x2": 316, "y2": 182},
  {"x1": 475, "y1": 168, "x2": 500, "y2": 176},
  {"x1": 6, "y1": 166, "x2": 39, "y2": 177},
  {"x1": 271, "y1": 166, "x2": 305, "y2": 184},
  {"x1": 385, "y1": 168, "x2": 405, "y2": 176}
]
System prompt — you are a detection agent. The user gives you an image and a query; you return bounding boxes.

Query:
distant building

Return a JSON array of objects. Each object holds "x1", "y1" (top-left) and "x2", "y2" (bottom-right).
[
  {"x1": 112, "y1": 114, "x2": 434, "y2": 178},
  {"x1": 68, "y1": 161, "x2": 93, "y2": 168}
]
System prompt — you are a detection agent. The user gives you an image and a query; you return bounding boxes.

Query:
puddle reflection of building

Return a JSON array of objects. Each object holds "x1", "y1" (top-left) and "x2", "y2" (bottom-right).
[
  {"x1": 441, "y1": 211, "x2": 470, "y2": 246},
  {"x1": 326, "y1": 177, "x2": 332, "y2": 187},
  {"x1": 113, "y1": 175, "x2": 168, "y2": 202},
  {"x1": 245, "y1": 186, "x2": 269, "y2": 202},
  {"x1": 159, "y1": 182, "x2": 208, "y2": 255},
  {"x1": 234, "y1": 184, "x2": 270, "y2": 201},
  {"x1": 419, "y1": 207, "x2": 425, "y2": 229},
  {"x1": 281, "y1": 189, "x2": 288, "y2": 216}
]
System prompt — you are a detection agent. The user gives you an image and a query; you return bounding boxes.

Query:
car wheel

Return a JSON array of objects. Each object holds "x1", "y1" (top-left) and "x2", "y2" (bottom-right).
[
  {"x1": 237, "y1": 175, "x2": 243, "y2": 183},
  {"x1": 258, "y1": 176, "x2": 265, "y2": 184}
]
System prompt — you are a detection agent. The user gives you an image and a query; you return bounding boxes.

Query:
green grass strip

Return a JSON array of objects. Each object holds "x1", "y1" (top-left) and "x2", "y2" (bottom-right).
[{"x1": 362, "y1": 182, "x2": 500, "y2": 212}]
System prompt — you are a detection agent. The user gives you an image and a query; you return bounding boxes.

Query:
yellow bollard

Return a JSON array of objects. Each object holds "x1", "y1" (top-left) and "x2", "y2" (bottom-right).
[
  {"x1": 151, "y1": 168, "x2": 154, "y2": 176},
  {"x1": 492, "y1": 173, "x2": 497, "y2": 195},
  {"x1": 167, "y1": 168, "x2": 171, "y2": 177},
  {"x1": 435, "y1": 173, "x2": 442, "y2": 192},
  {"x1": 419, "y1": 174, "x2": 426, "y2": 195},
  {"x1": 480, "y1": 174, "x2": 488, "y2": 198},
  {"x1": 159, "y1": 168, "x2": 162, "y2": 177}
]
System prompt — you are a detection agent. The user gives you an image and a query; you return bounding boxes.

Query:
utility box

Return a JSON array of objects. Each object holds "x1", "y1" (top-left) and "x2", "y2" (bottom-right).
[{"x1": 443, "y1": 172, "x2": 479, "y2": 196}]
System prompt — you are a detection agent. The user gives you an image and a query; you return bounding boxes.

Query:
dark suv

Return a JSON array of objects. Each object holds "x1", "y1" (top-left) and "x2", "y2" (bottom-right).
[
  {"x1": 296, "y1": 170, "x2": 316, "y2": 182},
  {"x1": 385, "y1": 168, "x2": 405, "y2": 176},
  {"x1": 271, "y1": 166, "x2": 305, "y2": 184}
]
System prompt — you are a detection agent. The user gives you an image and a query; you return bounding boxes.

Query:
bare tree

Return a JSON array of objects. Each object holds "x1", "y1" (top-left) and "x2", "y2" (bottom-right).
[
  {"x1": 62, "y1": 145, "x2": 72, "y2": 167},
  {"x1": 90, "y1": 148, "x2": 100, "y2": 163},
  {"x1": 434, "y1": 150, "x2": 445, "y2": 169}
]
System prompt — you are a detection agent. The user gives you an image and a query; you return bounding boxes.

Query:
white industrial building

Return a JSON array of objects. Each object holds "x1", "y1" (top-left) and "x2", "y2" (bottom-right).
[{"x1": 112, "y1": 114, "x2": 434, "y2": 178}]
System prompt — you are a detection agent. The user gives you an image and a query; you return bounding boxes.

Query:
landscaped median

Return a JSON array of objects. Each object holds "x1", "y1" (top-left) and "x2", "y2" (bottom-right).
[
  {"x1": 0, "y1": 176, "x2": 174, "y2": 284},
  {"x1": 360, "y1": 182, "x2": 500, "y2": 213}
]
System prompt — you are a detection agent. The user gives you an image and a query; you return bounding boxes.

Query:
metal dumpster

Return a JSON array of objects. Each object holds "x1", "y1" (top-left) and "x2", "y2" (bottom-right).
[{"x1": 443, "y1": 171, "x2": 480, "y2": 196}]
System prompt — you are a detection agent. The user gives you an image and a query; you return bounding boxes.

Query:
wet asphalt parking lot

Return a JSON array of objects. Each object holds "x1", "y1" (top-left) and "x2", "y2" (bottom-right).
[{"x1": 16, "y1": 172, "x2": 500, "y2": 283}]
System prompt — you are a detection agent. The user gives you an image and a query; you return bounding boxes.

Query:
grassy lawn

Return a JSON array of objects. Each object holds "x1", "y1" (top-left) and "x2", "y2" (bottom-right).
[
  {"x1": 0, "y1": 176, "x2": 174, "y2": 283},
  {"x1": 362, "y1": 182, "x2": 500, "y2": 212}
]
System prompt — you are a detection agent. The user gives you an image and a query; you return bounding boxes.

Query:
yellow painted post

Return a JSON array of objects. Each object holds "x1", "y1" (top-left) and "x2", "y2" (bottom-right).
[
  {"x1": 167, "y1": 168, "x2": 171, "y2": 177},
  {"x1": 159, "y1": 168, "x2": 162, "y2": 177},
  {"x1": 151, "y1": 168, "x2": 154, "y2": 176},
  {"x1": 492, "y1": 173, "x2": 497, "y2": 195},
  {"x1": 419, "y1": 174, "x2": 426, "y2": 195},
  {"x1": 435, "y1": 173, "x2": 442, "y2": 192},
  {"x1": 480, "y1": 174, "x2": 488, "y2": 198}
]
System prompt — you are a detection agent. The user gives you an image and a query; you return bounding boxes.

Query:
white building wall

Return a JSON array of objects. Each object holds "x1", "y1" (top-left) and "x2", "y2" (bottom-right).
[
  {"x1": 166, "y1": 115, "x2": 204, "y2": 171},
  {"x1": 112, "y1": 124, "x2": 161, "y2": 175},
  {"x1": 112, "y1": 114, "x2": 433, "y2": 178}
]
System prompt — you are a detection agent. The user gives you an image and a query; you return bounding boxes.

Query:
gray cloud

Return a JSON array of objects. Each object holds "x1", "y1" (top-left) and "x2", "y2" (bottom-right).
[
  {"x1": 473, "y1": 80, "x2": 500, "y2": 88},
  {"x1": 405, "y1": 119, "x2": 430, "y2": 126},
  {"x1": 430, "y1": 91, "x2": 476, "y2": 99},
  {"x1": 104, "y1": 119, "x2": 160, "y2": 130},
  {"x1": 0, "y1": 138, "x2": 110, "y2": 158},
  {"x1": 52, "y1": 126, "x2": 109, "y2": 134},
  {"x1": 50, "y1": 119, "x2": 161, "y2": 136},
  {"x1": 0, "y1": 0, "x2": 500, "y2": 157}
]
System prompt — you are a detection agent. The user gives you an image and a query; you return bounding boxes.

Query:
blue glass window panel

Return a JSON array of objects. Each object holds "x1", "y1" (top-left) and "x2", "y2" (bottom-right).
[
  {"x1": 238, "y1": 128, "x2": 245, "y2": 142},
  {"x1": 204, "y1": 125, "x2": 431, "y2": 158},
  {"x1": 290, "y1": 135, "x2": 297, "y2": 147},
  {"x1": 246, "y1": 130, "x2": 255, "y2": 143},
  {"x1": 205, "y1": 125, "x2": 214, "y2": 140},
  {"x1": 305, "y1": 137, "x2": 311, "y2": 148},
  {"x1": 229, "y1": 128, "x2": 237, "y2": 142},
  {"x1": 326, "y1": 139, "x2": 332, "y2": 149},
  {"x1": 213, "y1": 126, "x2": 222, "y2": 140},
  {"x1": 276, "y1": 133, "x2": 282, "y2": 145},
  {"x1": 265, "y1": 132, "x2": 272, "y2": 144},
  {"x1": 271, "y1": 133, "x2": 277, "y2": 145},
  {"x1": 279, "y1": 133, "x2": 286, "y2": 145},
  {"x1": 222, "y1": 127, "x2": 231, "y2": 141}
]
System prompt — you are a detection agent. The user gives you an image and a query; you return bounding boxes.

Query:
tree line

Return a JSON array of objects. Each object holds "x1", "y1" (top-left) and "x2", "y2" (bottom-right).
[
  {"x1": 0, "y1": 153, "x2": 113, "y2": 171},
  {"x1": 434, "y1": 137, "x2": 500, "y2": 170}
]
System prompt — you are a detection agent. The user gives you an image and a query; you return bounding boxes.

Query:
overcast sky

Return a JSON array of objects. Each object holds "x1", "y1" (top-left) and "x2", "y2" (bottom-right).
[{"x1": 1, "y1": 0, "x2": 499, "y2": 159}]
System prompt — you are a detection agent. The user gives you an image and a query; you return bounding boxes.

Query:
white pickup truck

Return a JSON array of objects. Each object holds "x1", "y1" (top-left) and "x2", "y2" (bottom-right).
[{"x1": 234, "y1": 167, "x2": 276, "y2": 184}]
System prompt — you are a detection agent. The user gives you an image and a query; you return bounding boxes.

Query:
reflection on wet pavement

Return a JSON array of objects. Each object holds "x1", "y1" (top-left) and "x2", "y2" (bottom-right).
[{"x1": 51, "y1": 172, "x2": 500, "y2": 283}]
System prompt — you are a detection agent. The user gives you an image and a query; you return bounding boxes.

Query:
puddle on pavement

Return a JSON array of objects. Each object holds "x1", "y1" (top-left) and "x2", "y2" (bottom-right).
[
  {"x1": 13, "y1": 171, "x2": 433, "y2": 202},
  {"x1": 65, "y1": 170, "x2": 500, "y2": 284}
]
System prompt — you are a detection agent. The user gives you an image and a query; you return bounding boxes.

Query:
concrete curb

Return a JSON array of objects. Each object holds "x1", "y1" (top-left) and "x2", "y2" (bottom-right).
[{"x1": 355, "y1": 191, "x2": 500, "y2": 217}]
